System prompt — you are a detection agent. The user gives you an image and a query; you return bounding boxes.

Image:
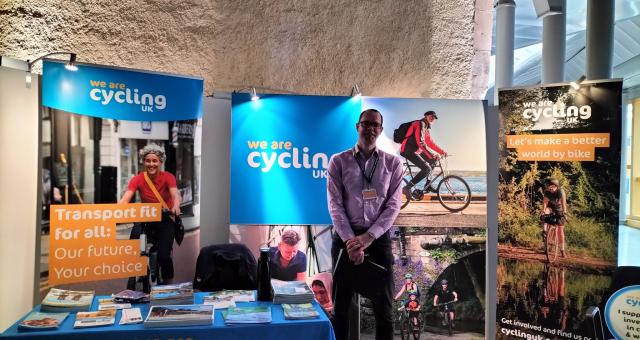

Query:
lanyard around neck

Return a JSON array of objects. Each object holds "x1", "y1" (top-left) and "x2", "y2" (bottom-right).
[{"x1": 354, "y1": 151, "x2": 379, "y2": 184}]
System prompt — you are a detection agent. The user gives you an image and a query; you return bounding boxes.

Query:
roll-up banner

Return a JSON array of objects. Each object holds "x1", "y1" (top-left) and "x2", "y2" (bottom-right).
[
  {"x1": 230, "y1": 93, "x2": 488, "y2": 338},
  {"x1": 497, "y1": 80, "x2": 623, "y2": 339},
  {"x1": 42, "y1": 60, "x2": 203, "y2": 287}
]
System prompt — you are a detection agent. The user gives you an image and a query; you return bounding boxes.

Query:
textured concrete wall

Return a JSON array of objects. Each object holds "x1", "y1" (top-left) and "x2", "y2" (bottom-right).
[{"x1": 1, "y1": 0, "x2": 489, "y2": 99}]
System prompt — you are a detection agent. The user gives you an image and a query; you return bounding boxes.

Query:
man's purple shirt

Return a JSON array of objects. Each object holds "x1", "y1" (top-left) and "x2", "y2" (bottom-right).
[{"x1": 327, "y1": 145, "x2": 404, "y2": 241}]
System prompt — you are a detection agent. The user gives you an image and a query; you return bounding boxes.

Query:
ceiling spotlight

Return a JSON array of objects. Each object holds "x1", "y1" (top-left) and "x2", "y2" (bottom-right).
[
  {"x1": 351, "y1": 84, "x2": 361, "y2": 97},
  {"x1": 25, "y1": 71, "x2": 32, "y2": 88},
  {"x1": 64, "y1": 53, "x2": 78, "y2": 71},
  {"x1": 570, "y1": 75, "x2": 586, "y2": 90},
  {"x1": 250, "y1": 87, "x2": 259, "y2": 101}
]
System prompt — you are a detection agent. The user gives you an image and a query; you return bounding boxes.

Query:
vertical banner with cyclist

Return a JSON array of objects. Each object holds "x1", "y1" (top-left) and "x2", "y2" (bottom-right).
[
  {"x1": 42, "y1": 60, "x2": 203, "y2": 290},
  {"x1": 362, "y1": 97, "x2": 488, "y2": 338},
  {"x1": 496, "y1": 80, "x2": 622, "y2": 339}
]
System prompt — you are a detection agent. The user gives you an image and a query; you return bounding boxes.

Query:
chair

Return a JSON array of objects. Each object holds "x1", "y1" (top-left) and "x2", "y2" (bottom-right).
[{"x1": 193, "y1": 243, "x2": 258, "y2": 292}]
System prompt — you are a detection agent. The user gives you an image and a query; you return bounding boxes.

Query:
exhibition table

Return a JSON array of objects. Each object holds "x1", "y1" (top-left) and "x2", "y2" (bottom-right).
[{"x1": 1, "y1": 293, "x2": 336, "y2": 340}]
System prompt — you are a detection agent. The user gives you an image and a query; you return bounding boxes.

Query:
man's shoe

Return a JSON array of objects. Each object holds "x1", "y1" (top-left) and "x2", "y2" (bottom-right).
[{"x1": 561, "y1": 250, "x2": 566, "y2": 258}]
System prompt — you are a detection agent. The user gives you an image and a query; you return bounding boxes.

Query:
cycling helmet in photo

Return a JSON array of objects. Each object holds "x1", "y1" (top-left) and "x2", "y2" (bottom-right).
[
  {"x1": 404, "y1": 273, "x2": 414, "y2": 279},
  {"x1": 440, "y1": 279, "x2": 448, "y2": 285},
  {"x1": 139, "y1": 143, "x2": 167, "y2": 163},
  {"x1": 545, "y1": 178, "x2": 560, "y2": 187}
]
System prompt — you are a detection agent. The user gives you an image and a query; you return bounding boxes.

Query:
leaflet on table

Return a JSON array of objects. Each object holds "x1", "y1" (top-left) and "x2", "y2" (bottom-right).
[
  {"x1": 112, "y1": 289, "x2": 149, "y2": 303},
  {"x1": 144, "y1": 305, "x2": 214, "y2": 328},
  {"x1": 41, "y1": 288, "x2": 94, "y2": 312},
  {"x1": 18, "y1": 312, "x2": 69, "y2": 331},
  {"x1": 73, "y1": 310, "x2": 116, "y2": 328},
  {"x1": 203, "y1": 294, "x2": 235, "y2": 309},
  {"x1": 282, "y1": 303, "x2": 320, "y2": 320},
  {"x1": 98, "y1": 297, "x2": 132, "y2": 310},
  {"x1": 150, "y1": 282, "x2": 194, "y2": 306},
  {"x1": 119, "y1": 308, "x2": 143, "y2": 325},
  {"x1": 203, "y1": 290, "x2": 256, "y2": 308},
  {"x1": 223, "y1": 306, "x2": 272, "y2": 324}
]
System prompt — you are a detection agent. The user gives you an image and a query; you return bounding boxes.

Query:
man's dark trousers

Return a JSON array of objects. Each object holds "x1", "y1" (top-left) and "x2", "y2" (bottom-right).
[{"x1": 332, "y1": 230, "x2": 394, "y2": 340}]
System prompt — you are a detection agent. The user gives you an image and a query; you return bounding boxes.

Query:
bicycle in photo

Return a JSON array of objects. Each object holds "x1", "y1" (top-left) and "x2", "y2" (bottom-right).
[
  {"x1": 397, "y1": 305, "x2": 422, "y2": 340},
  {"x1": 400, "y1": 156, "x2": 471, "y2": 212},
  {"x1": 540, "y1": 212, "x2": 564, "y2": 263},
  {"x1": 126, "y1": 223, "x2": 161, "y2": 293},
  {"x1": 435, "y1": 301, "x2": 455, "y2": 336}
]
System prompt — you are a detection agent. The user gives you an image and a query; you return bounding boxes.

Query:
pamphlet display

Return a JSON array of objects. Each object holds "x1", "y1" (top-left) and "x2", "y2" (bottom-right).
[{"x1": 496, "y1": 80, "x2": 623, "y2": 339}]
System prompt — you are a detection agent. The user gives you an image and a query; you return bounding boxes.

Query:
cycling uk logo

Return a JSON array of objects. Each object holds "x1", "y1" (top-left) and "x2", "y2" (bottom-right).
[
  {"x1": 521, "y1": 100, "x2": 591, "y2": 123},
  {"x1": 245, "y1": 140, "x2": 329, "y2": 179},
  {"x1": 88, "y1": 79, "x2": 167, "y2": 113}
]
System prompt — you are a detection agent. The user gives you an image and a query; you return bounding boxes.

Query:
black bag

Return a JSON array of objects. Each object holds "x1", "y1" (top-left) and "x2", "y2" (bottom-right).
[
  {"x1": 393, "y1": 120, "x2": 417, "y2": 143},
  {"x1": 193, "y1": 244, "x2": 257, "y2": 292},
  {"x1": 173, "y1": 215, "x2": 185, "y2": 246}
]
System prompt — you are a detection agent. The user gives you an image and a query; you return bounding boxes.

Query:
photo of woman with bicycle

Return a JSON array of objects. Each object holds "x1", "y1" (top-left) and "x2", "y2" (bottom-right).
[
  {"x1": 540, "y1": 178, "x2": 567, "y2": 260},
  {"x1": 120, "y1": 144, "x2": 181, "y2": 286}
]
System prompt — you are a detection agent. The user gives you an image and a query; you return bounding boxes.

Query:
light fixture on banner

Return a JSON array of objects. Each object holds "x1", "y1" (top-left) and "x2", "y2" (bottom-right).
[
  {"x1": 25, "y1": 52, "x2": 78, "y2": 88},
  {"x1": 250, "y1": 87, "x2": 260, "y2": 101},
  {"x1": 351, "y1": 84, "x2": 362, "y2": 98},
  {"x1": 570, "y1": 75, "x2": 586, "y2": 90}
]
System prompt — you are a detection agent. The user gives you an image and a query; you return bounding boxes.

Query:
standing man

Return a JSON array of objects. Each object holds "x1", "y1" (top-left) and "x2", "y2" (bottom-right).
[
  {"x1": 327, "y1": 109, "x2": 404, "y2": 340},
  {"x1": 400, "y1": 111, "x2": 446, "y2": 196}
]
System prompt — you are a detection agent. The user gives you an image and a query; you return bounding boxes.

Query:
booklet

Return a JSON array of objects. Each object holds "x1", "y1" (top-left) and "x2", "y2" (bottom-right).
[
  {"x1": 119, "y1": 308, "x2": 143, "y2": 325},
  {"x1": 223, "y1": 290, "x2": 256, "y2": 302},
  {"x1": 150, "y1": 282, "x2": 194, "y2": 306},
  {"x1": 282, "y1": 303, "x2": 320, "y2": 320},
  {"x1": 41, "y1": 288, "x2": 94, "y2": 312},
  {"x1": 271, "y1": 279, "x2": 314, "y2": 304},
  {"x1": 73, "y1": 310, "x2": 116, "y2": 328},
  {"x1": 144, "y1": 305, "x2": 214, "y2": 328},
  {"x1": 203, "y1": 294, "x2": 236, "y2": 309},
  {"x1": 223, "y1": 306, "x2": 272, "y2": 324},
  {"x1": 18, "y1": 312, "x2": 69, "y2": 331},
  {"x1": 98, "y1": 298, "x2": 132, "y2": 310}
]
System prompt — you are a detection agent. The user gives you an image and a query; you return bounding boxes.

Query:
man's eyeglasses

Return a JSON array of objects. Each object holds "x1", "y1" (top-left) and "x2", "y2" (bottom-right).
[{"x1": 358, "y1": 120, "x2": 382, "y2": 128}]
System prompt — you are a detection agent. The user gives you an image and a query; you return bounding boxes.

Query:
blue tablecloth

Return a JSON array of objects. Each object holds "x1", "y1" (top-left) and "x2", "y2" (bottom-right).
[{"x1": 1, "y1": 293, "x2": 336, "y2": 340}]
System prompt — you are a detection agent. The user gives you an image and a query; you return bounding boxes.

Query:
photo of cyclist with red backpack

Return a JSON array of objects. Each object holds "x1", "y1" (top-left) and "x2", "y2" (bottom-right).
[{"x1": 395, "y1": 111, "x2": 447, "y2": 198}]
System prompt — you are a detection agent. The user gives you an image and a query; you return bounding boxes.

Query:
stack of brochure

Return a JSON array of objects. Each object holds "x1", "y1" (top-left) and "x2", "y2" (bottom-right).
[
  {"x1": 203, "y1": 290, "x2": 256, "y2": 309},
  {"x1": 282, "y1": 303, "x2": 320, "y2": 320},
  {"x1": 112, "y1": 289, "x2": 149, "y2": 303},
  {"x1": 40, "y1": 288, "x2": 94, "y2": 312},
  {"x1": 271, "y1": 279, "x2": 314, "y2": 304},
  {"x1": 223, "y1": 306, "x2": 272, "y2": 324},
  {"x1": 73, "y1": 310, "x2": 116, "y2": 328},
  {"x1": 150, "y1": 282, "x2": 194, "y2": 306},
  {"x1": 144, "y1": 305, "x2": 214, "y2": 328},
  {"x1": 18, "y1": 312, "x2": 69, "y2": 331}
]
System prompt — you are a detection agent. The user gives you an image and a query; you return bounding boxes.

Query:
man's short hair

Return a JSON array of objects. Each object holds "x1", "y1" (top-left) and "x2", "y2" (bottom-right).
[
  {"x1": 280, "y1": 230, "x2": 301, "y2": 246},
  {"x1": 358, "y1": 109, "x2": 384, "y2": 125}
]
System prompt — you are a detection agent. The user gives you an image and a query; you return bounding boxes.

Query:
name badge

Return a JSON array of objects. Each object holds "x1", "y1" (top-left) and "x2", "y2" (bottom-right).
[{"x1": 362, "y1": 188, "x2": 377, "y2": 200}]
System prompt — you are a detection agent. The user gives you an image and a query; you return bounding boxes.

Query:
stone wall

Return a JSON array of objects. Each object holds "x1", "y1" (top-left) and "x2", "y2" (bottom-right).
[{"x1": 1, "y1": 0, "x2": 492, "y2": 99}]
